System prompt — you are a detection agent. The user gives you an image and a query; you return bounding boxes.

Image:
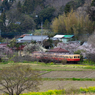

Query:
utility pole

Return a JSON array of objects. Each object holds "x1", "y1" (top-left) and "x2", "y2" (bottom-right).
[
  {"x1": 0, "y1": 29, "x2": 1, "y2": 37},
  {"x1": 41, "y1": 22, "x2": 43, "y2": 46}
]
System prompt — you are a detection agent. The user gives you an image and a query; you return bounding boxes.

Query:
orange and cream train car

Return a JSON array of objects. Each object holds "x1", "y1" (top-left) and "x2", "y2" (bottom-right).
[{"x1": 33, "y1": 52, "x2": 80, "y2": 63}]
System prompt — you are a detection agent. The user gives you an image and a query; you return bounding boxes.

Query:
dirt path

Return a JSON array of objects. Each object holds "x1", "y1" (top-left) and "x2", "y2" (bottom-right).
[{"x1": 41, "y1": 71, "x2": 95, "y2": 78}]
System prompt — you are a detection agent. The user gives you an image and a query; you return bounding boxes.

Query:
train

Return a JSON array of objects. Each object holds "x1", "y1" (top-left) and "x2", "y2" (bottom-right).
[{"x1": 32, "y1": 52, "x2": 80, "y2": 63}]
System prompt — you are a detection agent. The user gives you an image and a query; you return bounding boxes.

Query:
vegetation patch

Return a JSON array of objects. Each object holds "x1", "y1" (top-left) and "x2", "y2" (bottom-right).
[
  {"x1": 20, "y1": 90, "x2": 64, "y2": 95},
  {"x1": 42, "y1": 78, "x2": 95, "y2": 81},
  {"x1": 19, "y1": 87, "x2": 95, "y2": 95},
  {"x1": 80, "y1": 86, "x2": 95, "y2": 93}
]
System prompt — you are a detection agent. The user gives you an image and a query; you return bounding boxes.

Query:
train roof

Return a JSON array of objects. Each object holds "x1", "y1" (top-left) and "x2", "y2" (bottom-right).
[{"x1": 33, "y1": 52, "x2": 80, "y2": 55}]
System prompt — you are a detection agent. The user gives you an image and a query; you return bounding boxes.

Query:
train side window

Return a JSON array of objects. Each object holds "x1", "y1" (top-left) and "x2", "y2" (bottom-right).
[
  {"x1": 74, "y1": 56, "x2": 76, "y2": 58},
  {"x1": 78, "y1": 56, "x2": 80, "y2": 58},
  {"x1": 66, "y1": 56, "x2": 68, "y2": 58},
  {"x1": 74, "y1": 56, "x2": 78, "y2": 58},
  {"x1": 70, "y1": 56, "x2": 73, "y2": 58}
]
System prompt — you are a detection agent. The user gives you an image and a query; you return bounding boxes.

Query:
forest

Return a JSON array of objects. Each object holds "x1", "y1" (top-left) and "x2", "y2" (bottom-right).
[{"x1": 0, "y1": 0, "x2": 92, "y2": 39}]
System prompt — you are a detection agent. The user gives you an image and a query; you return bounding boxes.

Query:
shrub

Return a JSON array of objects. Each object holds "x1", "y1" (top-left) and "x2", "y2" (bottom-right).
[
  {"x1": 61, "y1": 59, "x2": 67, "y2": 64},
  {"x1": 11, "y1": 55, "x2": 37, "y2": 62},
  {"x1": 20, "y1": 90, "x2": 63, "y2": 95},
  {"x1": 65, "y1": 87, "x2": 80, "y2": 94},
  {"x1": 80, "y1": 86, "x2": 95, "y2": 93},
  {"x1": 86, "y1": 53, "x2": 95, "y2": 62},
  {"x1": 82, "y1": 59, "x2": 95, "y2": 65}
]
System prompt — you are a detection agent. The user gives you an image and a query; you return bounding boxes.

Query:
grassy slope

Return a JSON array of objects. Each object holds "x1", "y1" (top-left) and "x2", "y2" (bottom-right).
[{"x1": 1, "y1": 61, "x2": 95, "y2": 71}]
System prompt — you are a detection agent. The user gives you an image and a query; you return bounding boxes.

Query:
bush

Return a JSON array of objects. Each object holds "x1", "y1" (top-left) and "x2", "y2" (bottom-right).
[
  {"x1": 86, "y1": 53, "x2": 95, "y2": 62},
  {"x1": 80, "y1": 86, "x2": 95, "y2": 93},
  {"x1": 21, "y1": 90, "x2": 63, "y2": 95},
  {"x1": 82, "y1": 59, "x2": 95, "y2": 65},
  {"x1": 61, "y1": 59, "x2": 67, "y2": 64},
  {"x1": 11, "y1": 55, "x2": 37, "y2": 62},
  {"x1": 65, "y1": 87, "x2": 80, "y2": 94}
]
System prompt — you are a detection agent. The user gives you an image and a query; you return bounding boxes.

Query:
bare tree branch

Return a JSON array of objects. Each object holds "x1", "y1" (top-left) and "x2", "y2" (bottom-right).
[{"x1": 0, "y1": 65, "x2": 41, "y2": 95}]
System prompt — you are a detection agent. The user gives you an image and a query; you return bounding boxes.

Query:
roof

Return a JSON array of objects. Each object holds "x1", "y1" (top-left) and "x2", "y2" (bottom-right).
[
  {"x1": 17, "y1": 35, "x2": 48, "y2": 43},
  {"x1": 53, "y1": 35, "x2": 74, "y2": 39},
  {"x1": 50, "y1": 37, "x2": 59, "y2": 40},
  {"x1": 53, "y1": 35, "x2": 64, "y2": 39},
  {"x1": 48, "y1": 48, "x2": 69, "y2": 53},
  {"x1": 20, "y1": 34, "x2": 33, "y2": 38},
  {"x1": 0, "y1": 43, "x2": 7, "y2": 47},
  {"x1": 63, "y1": 35, "x2": 74, "y2": 38}
]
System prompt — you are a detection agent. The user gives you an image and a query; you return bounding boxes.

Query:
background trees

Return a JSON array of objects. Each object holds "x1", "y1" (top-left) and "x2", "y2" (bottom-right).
[
  {"x1": 20, "y1": 15, "x2": 35, "y2": 32},
  {"x1": 64, "y1": 0, "x2": 85, "y2": 14},
  {"x1": 0, "y1": 65, "x2": 41, "y2": 95},
  {"x1": 51, "y1": 10, "x2": 94, "y2": 39},
  {"x1": 23, "y1": 43, "x2": 47, "y2": 53},
  {"x1": 88, "y1": 32, "x2": 95, "y2": 47},
  {"x1": 91, "y1": 0, "x2": 95, "y2": 6},
  {"x1": 0, "y1": 0, "x2": 94, "y2": 39},
  {"x1": 21, "y1": 0, "x2": 45, "y2": 14},
  {"x1": 38, "y1": 7, "x2": 55, "y2": 22}
]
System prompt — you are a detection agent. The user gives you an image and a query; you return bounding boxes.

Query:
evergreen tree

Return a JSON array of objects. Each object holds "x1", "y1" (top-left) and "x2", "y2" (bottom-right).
[
  {"x1": 39, "y1": 7, "x2": 55, "y2": 22},
  {"x1": 91, "y1": 0, "x2": 95, "y2": 6},
  {"x1": 0, "y1": 11, "x2": 6, "y2": 26},
  {"x1": 17, "y1": 1, "x2": 22, "y2": 12},
  {"x1": 64, "y1": 4, "x2": 70, "y2": 14},
  {"x1": 2, "y1": 0, "x2": 10, "y2": 10}
]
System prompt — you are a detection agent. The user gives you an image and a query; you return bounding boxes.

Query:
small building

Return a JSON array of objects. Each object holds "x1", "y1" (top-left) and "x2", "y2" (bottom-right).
[
  {"x1": 47, "y1": 47, "x2": 69, "y2": 53},
  {"x1": 62, "y1": 35, "x2": 74, "y2": 43},
  {"x1": 53, "y1": 35, "x2": 74, "y2": 43}
]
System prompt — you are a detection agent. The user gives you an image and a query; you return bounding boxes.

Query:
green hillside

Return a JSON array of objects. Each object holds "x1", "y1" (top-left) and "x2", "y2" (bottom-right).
[{"x1": 0, "y1": 0, "x2": 92, "y2": 38}]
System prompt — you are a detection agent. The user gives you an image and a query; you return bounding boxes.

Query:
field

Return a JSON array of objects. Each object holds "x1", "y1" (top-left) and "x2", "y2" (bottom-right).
[
  {"x1": 1, "y1": 62, "x2": 95, "y2": 94},
  {"x1": 36, "y1": 64, "x2": 95, "y2": 92}
]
